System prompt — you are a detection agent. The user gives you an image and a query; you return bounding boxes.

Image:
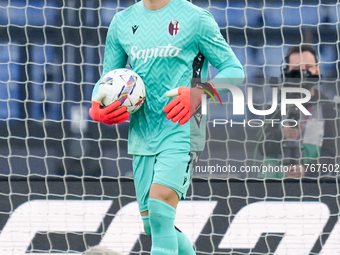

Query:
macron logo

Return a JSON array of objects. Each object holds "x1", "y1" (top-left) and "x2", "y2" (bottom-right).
[{"x1": 130, "y1": 44, "x2": 182, "y2": 63}]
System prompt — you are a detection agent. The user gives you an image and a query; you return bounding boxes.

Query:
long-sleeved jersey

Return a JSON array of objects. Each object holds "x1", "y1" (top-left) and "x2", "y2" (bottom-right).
[{"x1": 92, "y1": 0, "x2": 244, "y2": 155}]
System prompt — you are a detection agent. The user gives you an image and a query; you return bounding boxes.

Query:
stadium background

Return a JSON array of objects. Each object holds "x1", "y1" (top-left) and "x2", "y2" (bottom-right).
[
  {"x1": 0, "y1": 0, "x2": 340, "y2": 254},
  {"x1": 1, "y1": 0, "x2": 339, "y2": 177}
]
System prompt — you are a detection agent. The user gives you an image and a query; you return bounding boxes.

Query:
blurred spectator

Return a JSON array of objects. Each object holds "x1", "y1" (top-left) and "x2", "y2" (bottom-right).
[{"x1": 259, "y1": 45, "x2": 337, "y2": 178}]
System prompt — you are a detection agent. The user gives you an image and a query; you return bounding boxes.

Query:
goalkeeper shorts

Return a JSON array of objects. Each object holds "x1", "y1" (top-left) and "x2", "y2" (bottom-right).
[{"x1": 132, "y1": 149, "x2": 196, "y2": 213}]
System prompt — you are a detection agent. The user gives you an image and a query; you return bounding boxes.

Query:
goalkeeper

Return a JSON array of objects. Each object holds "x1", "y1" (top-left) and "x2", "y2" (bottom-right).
[{"x1": 90, "y1": 0, "x2": 244, "y2": 254}]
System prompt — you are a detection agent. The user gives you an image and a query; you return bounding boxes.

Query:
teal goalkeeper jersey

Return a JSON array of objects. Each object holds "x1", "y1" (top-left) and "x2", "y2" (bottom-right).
[{"x1": 92, "y1": 0, "x2": 244, "y2": 155}]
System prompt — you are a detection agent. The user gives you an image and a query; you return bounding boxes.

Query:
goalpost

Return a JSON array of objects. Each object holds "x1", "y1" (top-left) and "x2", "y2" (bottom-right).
[{"x1": 0, "y1": 0, "x2": 339, "y2": 254}]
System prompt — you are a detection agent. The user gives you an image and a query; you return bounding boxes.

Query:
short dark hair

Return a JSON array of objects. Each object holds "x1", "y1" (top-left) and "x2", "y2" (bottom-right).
[{"x1": 285, "y1": 44, "x2": 318, "y2": 64}]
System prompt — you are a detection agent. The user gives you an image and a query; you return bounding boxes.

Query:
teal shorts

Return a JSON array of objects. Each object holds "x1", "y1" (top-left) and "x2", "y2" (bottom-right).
[{"x1": 132, "y1": 150, "x2": 196, "y2": 213}]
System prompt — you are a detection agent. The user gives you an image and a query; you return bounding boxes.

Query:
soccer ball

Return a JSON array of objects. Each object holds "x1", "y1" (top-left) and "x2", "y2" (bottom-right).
[{"x1": 99, "y1": 68, "x2": 145, "y2": 114}]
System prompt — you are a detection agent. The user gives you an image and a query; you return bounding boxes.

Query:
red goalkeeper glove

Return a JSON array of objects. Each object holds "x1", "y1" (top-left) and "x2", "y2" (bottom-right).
[
  {"x1": 89, "y1": 91, "x2": 130, "y2": 125},
  {"x1": 163, "y1": 87, "x2": 205, "y2": 125}
]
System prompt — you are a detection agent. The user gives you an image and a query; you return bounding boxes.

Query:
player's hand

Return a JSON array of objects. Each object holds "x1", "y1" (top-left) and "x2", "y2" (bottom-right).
[
  {"x1": 282, "y1": 127, "x2": 299, "y2": 140},
  {"x1": 89, "y1": 91, "x2": 130, "y2": 125},
  {"x1": 164, "y1": 87, "x2": 204, "y2": 125}
]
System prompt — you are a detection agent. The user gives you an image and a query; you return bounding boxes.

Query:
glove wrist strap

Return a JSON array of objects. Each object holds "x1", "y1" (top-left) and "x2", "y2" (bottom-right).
[{"x1": 197, "y1": 81, "x2": 217, "y2": 98}]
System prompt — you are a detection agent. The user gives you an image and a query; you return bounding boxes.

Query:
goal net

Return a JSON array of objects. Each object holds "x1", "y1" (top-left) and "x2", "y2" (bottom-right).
[{"x1": 0, "y1": 0, "x2": 339, "y2": 254}]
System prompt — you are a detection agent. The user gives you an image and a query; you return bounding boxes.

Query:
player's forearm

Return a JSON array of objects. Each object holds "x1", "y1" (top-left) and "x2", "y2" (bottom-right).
[{"x1": 210, "y1": 61, "x2": 245, "y2": 95}]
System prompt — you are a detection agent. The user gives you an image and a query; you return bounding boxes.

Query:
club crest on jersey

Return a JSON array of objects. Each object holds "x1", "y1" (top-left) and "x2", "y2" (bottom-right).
[{"x1": 168, "y1": 19, "x2": 180, "y2": 36}]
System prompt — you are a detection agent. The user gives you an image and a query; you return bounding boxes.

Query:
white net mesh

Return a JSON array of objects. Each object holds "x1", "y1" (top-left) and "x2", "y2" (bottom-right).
[
  {"x1": 199, "y1": 0, "x2": 340, "y2": 179},
  {"x1": 0, "y1": 0, "x2": 339, "y2": 254}
]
